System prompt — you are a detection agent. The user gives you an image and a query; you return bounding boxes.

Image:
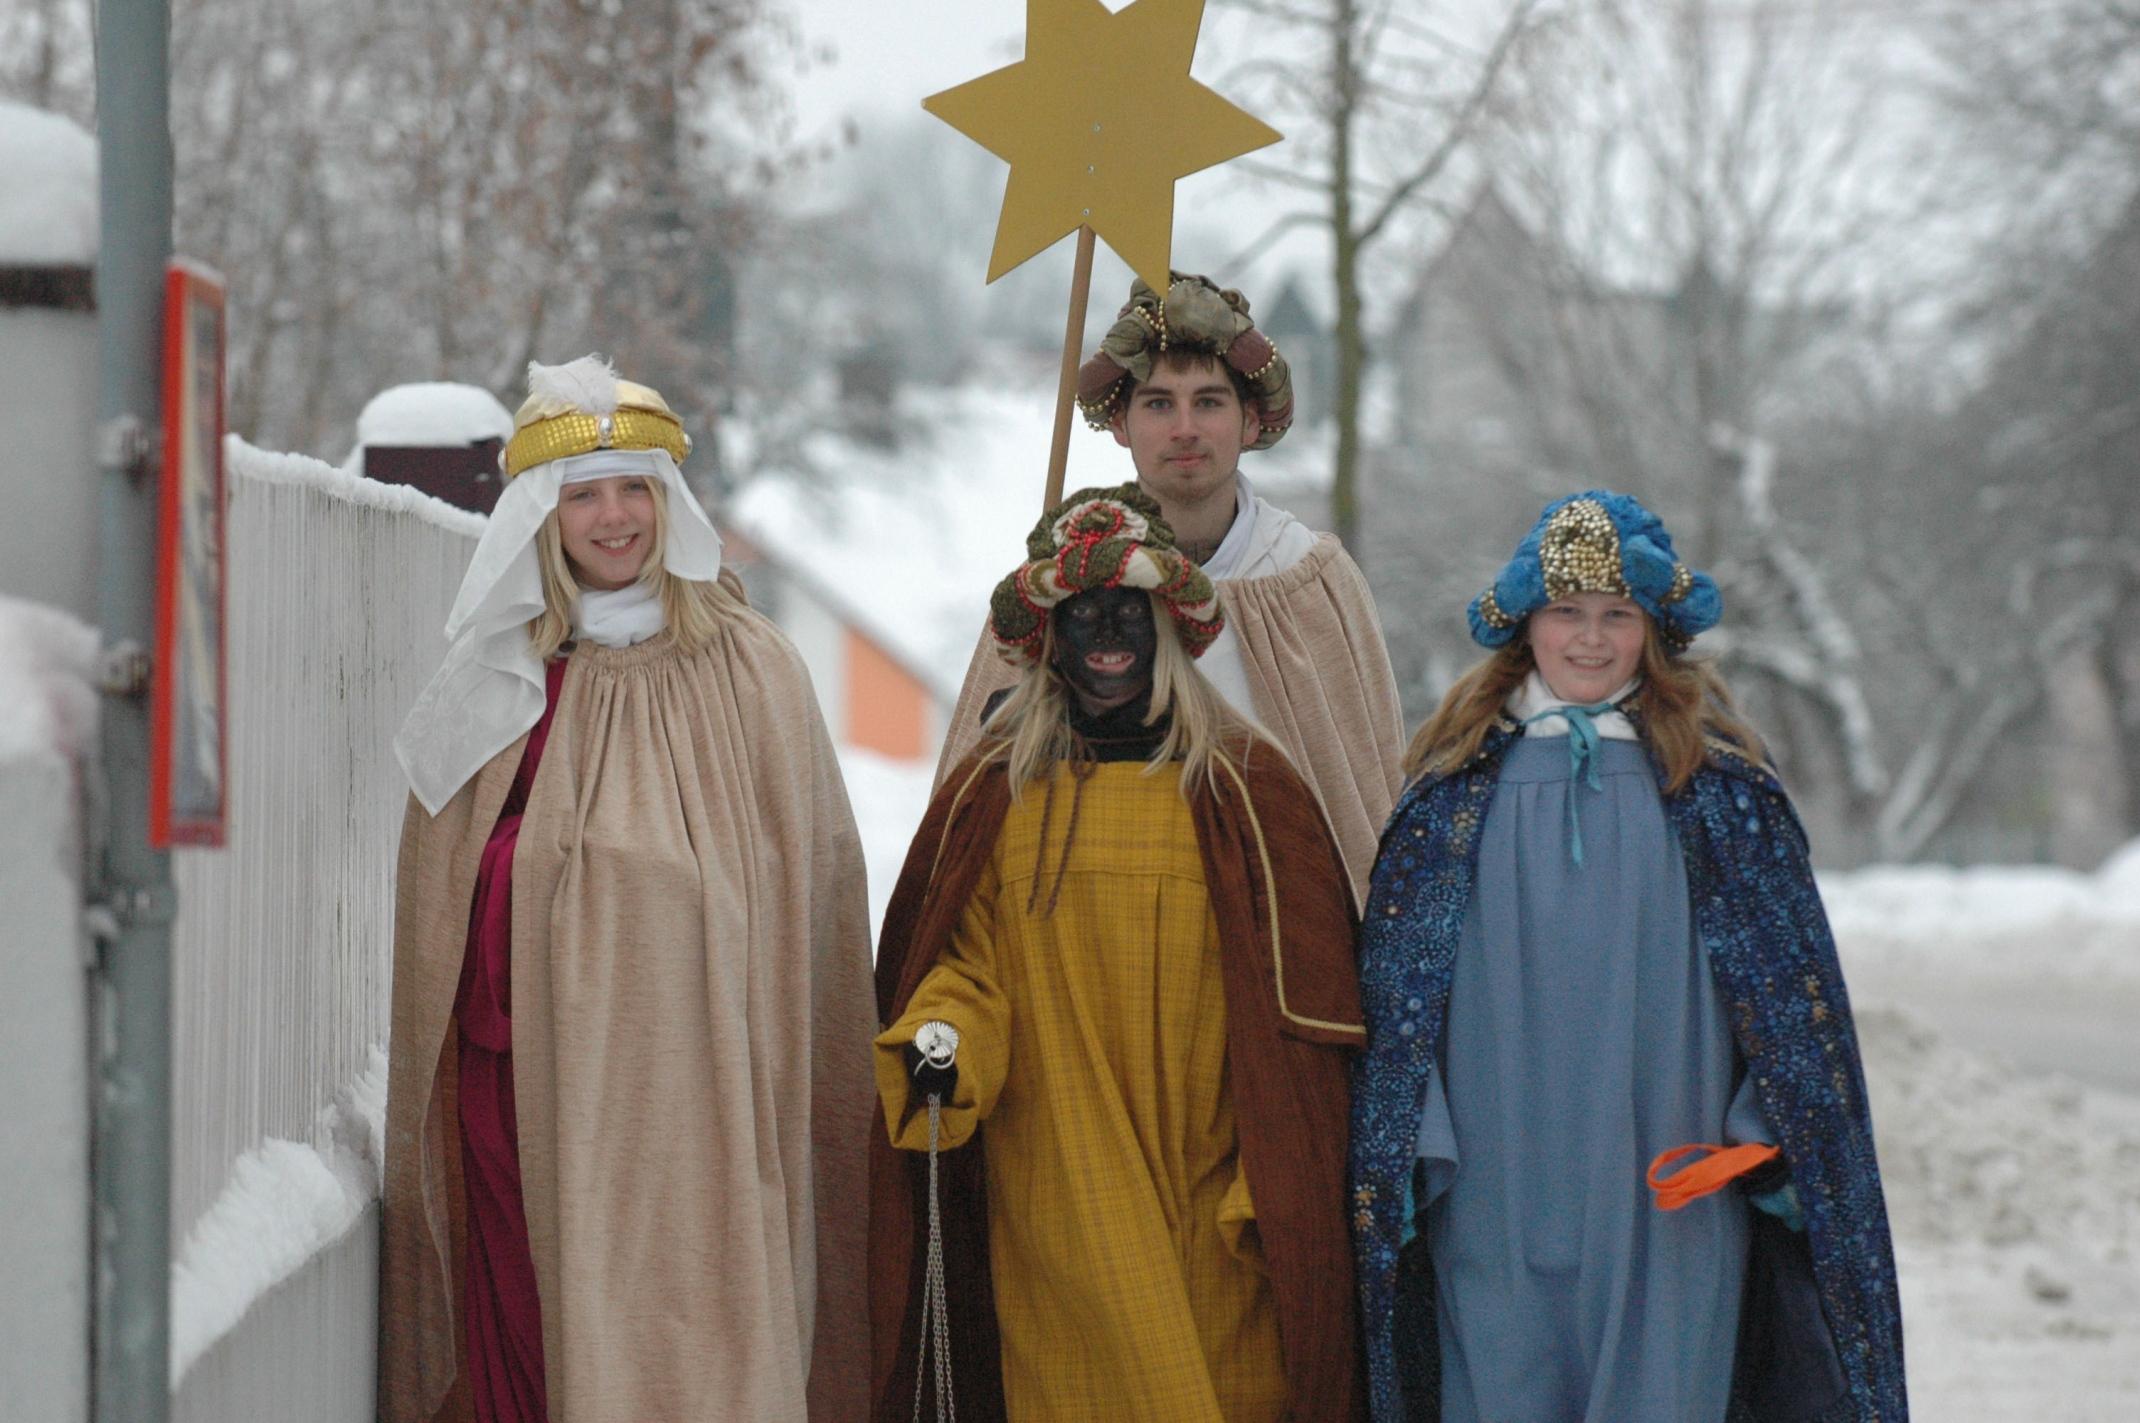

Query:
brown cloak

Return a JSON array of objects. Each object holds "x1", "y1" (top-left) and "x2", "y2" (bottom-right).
[
  {"x1": 379, "y1": 614, "x2": 876, "y2": 1423},
  {"x1": 869, "y1": 736, "x2": 1367, "y2": 1423},
  {"x1": 936, "y1": 535, "x2": 1405, "y2": 907}
]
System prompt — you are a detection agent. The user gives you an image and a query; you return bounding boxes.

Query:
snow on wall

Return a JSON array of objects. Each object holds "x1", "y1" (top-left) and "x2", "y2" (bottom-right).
[
  {"x1": 0, "y1": 594, "x2": 98, "y2": 761},
  {"x1": 168, "y1": 439, "x2": 476, "y2": 1398},
  {"x1": 171, "y1": 1050, "x2": 385, "y2": 1382},
  {"x1": 0, "y1": 99, "x2": 97, "y2": 266}
]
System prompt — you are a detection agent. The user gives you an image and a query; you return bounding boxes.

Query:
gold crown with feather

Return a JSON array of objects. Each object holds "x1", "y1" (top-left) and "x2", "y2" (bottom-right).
[{"x1": 501, "y1": 355, "x2": 692, "y2": 479}]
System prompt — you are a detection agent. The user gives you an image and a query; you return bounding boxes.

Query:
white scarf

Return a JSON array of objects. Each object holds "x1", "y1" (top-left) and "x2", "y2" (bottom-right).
[
  {"x1": 1197, "y1": 472, "x2": 1315, "y2": 583},
  {"x1": 393, "y1": 447, "x2": 722, "y2": 815},
  {"x1": 573, "y1": 582, "x2": 665, "y2": 648},
  {"x1": 1508, "y1": 670, "x2": 1639, "y2": 740}
]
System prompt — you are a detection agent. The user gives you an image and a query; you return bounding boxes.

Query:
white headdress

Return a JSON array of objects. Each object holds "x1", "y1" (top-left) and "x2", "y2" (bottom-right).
[{"x1": 393, "y1": 357, "x2": 723, "y2": 814}]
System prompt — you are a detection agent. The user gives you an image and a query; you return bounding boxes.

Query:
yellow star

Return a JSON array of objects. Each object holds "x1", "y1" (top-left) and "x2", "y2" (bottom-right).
[{"x1": 923, "y1": 0, "x2": 1281, "y2": 292}]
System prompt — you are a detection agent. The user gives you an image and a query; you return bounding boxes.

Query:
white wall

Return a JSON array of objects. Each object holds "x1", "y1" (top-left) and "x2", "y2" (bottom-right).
[
  {"x1": 0, "y1": 598, "x2": 98, "y2": 1423},
  {"x1": 0, "y1": 307, "x2": 99, "y2": 621}
]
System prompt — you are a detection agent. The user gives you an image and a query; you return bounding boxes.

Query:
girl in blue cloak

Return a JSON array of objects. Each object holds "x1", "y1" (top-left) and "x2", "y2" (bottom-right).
[{"x1": 1349, "y1": 491, "x2": 1905, "y2": 1423}]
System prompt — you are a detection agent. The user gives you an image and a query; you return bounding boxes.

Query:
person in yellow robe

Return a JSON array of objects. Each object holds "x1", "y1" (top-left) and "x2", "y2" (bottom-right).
[{"x1": 868, "y1": 485, "x2": 1365, "y2": 1423}]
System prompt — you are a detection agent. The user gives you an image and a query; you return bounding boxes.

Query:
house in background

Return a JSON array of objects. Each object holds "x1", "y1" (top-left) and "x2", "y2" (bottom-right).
[
  {"x1": 717, "y1": 523, "x2": 951, "y2": 764},
  {"x1": 1258, "y1": 275, "x2": 1334, "y2": 428},
  {"x1": 1384, "y1": 186, "x2": 1847, "y2": 565}
]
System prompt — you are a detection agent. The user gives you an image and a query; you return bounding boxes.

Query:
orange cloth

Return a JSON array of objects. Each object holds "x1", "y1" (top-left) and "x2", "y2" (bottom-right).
[{"x1": 1646, "y1": 1142, "x2": 1781, "y2": 1211}]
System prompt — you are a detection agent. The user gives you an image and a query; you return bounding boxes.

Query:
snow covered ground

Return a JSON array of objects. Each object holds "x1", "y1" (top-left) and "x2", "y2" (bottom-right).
[
  {"x1": 1825, "y1": 849, "x2": 2140, "y2": 1417},
  {"x1": 836, "y1": 757, "x2": 2140, "y2": 1417}
]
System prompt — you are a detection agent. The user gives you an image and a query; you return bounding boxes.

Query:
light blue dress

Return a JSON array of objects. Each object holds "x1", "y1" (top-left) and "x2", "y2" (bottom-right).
[{"x1": 1413, "y1": 734, "x2": 1768, "y2": 1422}]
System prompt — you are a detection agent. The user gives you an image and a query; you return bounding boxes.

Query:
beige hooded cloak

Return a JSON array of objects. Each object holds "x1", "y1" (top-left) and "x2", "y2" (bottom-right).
[{"x1": 379, "y1": 612, "x2": 875, "y2": 1423}]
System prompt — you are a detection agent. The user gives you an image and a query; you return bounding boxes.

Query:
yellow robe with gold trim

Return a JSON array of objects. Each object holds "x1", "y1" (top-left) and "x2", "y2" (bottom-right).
[{"x1": 876, "y1": 763, "x2": 1286, "y2": 1423}]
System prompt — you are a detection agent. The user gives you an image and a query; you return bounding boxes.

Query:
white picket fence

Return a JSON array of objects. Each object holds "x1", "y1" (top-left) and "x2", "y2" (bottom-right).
[{"x1": 167, "y1": 437, "x2": 478, "y2": 1418}]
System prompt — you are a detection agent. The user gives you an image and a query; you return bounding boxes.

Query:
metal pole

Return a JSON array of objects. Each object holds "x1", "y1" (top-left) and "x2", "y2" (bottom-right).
[{"x1": 91, "y1": 0, "x2": 175, "y2": 1419}]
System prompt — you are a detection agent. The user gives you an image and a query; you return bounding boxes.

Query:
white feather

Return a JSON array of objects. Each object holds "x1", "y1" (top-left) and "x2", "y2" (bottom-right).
[{"x1": 525, "y1": 354, "x2": 620, "y2": 415}]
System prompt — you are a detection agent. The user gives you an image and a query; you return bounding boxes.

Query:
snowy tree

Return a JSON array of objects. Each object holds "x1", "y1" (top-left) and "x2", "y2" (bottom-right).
[
  {"x1": 1214, "y1": 0, "x2": 1544, "y2": 553},
  {"x1": 0, "y1": 0, "x2": 832, "y2": 457},
  {"x1": 0, "y1": 0, "x2": 91, "y2": 122}
]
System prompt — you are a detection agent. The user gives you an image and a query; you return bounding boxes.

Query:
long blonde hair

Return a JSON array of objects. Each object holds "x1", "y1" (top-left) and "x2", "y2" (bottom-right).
[
  {"x1": 1401, "y1": 622, "x2": 1766, "y2": 794},
  {"x1": 983, "y1": 593, "x2": 1239, "y2": 799},
  {"x1": 528, "y1": 474, "x2": 740, "y2": 659}
]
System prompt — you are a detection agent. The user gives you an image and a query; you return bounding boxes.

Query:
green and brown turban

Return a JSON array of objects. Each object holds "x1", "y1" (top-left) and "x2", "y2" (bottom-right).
[
  {"x1": 990, "y1": 484, "x2": 1225, "y2": 669},
  {"x1": 1074, "y1": 273, "x2": 1295, "y2": 450}
]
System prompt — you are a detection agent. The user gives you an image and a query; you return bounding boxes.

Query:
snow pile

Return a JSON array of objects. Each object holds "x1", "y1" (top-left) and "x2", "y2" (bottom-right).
[
  {"x1": 169, "y1": 1045, "x2": 387, "y2": 1385},
  {"x1": 1865, "y1": 1007, "x2": 2138, "y2": 1258},
  {"x1": 231, "y1": 433, "x2": 486, "y2": 539},
  {"x1": 1858, "y1": 1007, "x2": 2140, "y2": 1416},
  {"x1": 0, "y1": 594, "x2": 99, "y2": 765},
  {"x1": 341, "y1": 381, "x2": 513, "y2": 472},
  {"x1": 1822, "y1": 846, "x2": 2140, "y2": 988},
  {"x1": 0, "y1": 100, "x2": 96, "y2": 266}
]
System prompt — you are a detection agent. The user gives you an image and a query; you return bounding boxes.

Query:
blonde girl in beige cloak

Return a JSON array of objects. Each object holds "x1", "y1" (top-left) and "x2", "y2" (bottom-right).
[{"x1": 381, "y1": 358, "x2": 875, "y2": 1423}]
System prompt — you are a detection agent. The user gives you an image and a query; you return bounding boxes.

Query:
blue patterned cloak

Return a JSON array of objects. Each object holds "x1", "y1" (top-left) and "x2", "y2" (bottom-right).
[{"x1": 1350, "y1": 722, "x2": 1905, "y2": 1422}]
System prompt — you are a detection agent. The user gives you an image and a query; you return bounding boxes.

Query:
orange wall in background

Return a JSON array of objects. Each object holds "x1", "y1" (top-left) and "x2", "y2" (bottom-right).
[{"x1": 844, "y1": 626, "x2": 929, "y2": 761}]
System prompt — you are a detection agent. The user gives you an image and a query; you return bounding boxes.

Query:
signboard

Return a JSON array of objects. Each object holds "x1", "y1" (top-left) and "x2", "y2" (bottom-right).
[{"x1": 150, "y1": 260, "x2": 228, "y2": 848}]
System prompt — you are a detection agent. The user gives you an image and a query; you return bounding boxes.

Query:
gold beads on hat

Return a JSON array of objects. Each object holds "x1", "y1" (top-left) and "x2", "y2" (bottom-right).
[{"x1": 1539, "y1": 498, "x2": 1628, "y2": 601}]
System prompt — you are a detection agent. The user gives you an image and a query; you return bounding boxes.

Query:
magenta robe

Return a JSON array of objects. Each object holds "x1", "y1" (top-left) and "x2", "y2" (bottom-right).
[{"x1": 454, "y1": 657, "x2": 566, "y2": 1423}]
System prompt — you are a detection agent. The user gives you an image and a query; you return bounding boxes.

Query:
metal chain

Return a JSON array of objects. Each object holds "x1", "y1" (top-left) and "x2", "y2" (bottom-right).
[{"x1": 913, "y1": 1095, "x2": 956, "y2": 1423}]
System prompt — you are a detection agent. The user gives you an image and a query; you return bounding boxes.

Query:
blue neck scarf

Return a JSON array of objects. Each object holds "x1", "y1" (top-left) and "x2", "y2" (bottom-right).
[{"x1": 1521, "y1": 698, "x2": 1622, "y2": 867}]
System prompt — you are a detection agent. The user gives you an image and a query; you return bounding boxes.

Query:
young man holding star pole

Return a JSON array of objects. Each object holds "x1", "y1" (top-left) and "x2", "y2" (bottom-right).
[
  {"x1": 920, "y1": 0, "x2": 1406, "y2": 906},
  {"x1": 936, "y1": 271, "x2": 1407, "y2": 905}
]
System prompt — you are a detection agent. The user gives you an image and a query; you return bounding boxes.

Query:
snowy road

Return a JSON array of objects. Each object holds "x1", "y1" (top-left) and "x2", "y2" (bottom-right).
[{"x1": 1873, "y1": 978, "x2": 2140, "y2": 1096}]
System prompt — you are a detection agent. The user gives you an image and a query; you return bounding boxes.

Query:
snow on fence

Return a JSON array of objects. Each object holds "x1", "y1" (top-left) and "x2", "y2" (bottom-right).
[{"x1": 168, "y1": 436, "x2": 477, "y2": 1412}]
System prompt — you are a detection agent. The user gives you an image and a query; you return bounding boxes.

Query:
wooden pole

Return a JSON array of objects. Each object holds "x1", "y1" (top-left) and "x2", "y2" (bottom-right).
[{"x1": 1043, "y1": 225, "x2": 1098, "y2": 511}]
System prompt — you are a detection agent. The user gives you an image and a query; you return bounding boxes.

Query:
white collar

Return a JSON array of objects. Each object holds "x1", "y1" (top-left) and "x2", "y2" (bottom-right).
[
  {"x1": 1508, "y1": 670, "x2": 1639, "y2": 740},
  {"x1": 393, "y1": 446, "x2": 722, "y2": 815},
  {"x1": 573, "y1": 581, "x2": 665, "y2": 648},
  {"x1": 1198, "y1": 473, "x2": 1261, "y2": 581}
]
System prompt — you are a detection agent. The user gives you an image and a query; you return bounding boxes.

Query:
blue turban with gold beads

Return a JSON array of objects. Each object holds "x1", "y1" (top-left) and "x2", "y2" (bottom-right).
[{"x1": 1468, "y1": 490, "x2": 1722, "y2": 651}]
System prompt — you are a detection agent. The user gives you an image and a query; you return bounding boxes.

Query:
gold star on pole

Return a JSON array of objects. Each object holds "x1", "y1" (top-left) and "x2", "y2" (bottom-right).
[{"x1": 923, "y1": 0, "x2": 1281, "y2": 292}]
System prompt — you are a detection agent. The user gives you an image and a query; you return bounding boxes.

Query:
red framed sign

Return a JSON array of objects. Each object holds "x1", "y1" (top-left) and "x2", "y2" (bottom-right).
[{"x1": 150, "y1": 260, "x2": 229, "y2": 848}]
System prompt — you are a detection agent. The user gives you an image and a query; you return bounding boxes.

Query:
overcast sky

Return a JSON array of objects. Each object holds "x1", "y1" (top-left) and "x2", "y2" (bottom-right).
[
  {"x1": 775, "y1": 0, "x2": 1351, "y2": 308},
  {"x1": 788, "y1": 0, "x2": 1033, "y2": 126}
]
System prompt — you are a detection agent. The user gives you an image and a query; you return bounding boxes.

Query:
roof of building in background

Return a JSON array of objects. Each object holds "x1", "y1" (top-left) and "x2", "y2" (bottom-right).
[
  {"x1": 0, "y1": 100, "x2": 96, "y2": 267},
  {"x1": 724, "y1": 374, "x2": 1347, "y2": 698},
  {"x1": 725, "y1": 383, "x2": 1052, "y2": 702}
]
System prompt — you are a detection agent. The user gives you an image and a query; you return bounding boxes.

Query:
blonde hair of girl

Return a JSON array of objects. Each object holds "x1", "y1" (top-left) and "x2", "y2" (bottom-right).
[
  {"x1": 528, "y1": 475, "x2": 741, "y2": 660},
  {"x1": 1401, "y1": 619, "x2": 1766, "y2": 795},
  {"x1": 984, "y1": 593, "x2": 1241, "y2": 799}
]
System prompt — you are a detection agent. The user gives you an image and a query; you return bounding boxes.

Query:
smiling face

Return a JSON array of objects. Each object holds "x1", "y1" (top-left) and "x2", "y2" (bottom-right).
[
  {"x1": 1527, "y1": 591, "x2": 1647, "y2": 703},
  {"x1": 556, "y1": 474, "x2": 658, "y2": 590},
  {"x1": 1052, "y1": 586, "x2": 1159, "y2": 716},
  {"x1": 1110, "y1": 355, "x2": 1263, "y2": 507}
]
